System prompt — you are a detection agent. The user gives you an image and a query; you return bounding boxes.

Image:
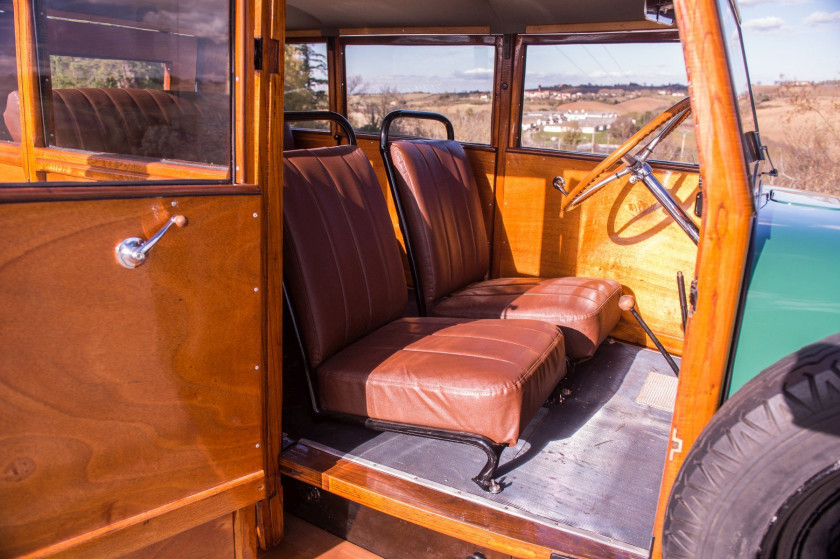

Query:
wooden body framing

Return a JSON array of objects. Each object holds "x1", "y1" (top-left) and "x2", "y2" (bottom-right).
[{"x1": 0, "y1": 0, "x2": 755, "y2": 556}]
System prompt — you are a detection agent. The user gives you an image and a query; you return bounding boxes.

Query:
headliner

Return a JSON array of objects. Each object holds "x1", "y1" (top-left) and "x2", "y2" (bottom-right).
[{"x1": 287, "y1": 0, "x2": 650, "y2": 34}]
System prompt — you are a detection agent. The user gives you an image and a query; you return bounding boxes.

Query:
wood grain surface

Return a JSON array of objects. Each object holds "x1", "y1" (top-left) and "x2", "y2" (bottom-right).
[
  {"x1": 0, "y1": 195, "x2": 265, "y2": 557},
  {"x1": 496, "y1": 151, "x2": 699, "y2": 354},
  {"x1": 649, "y1": 1, "x2": 756, "y2": 556},
  {"x1": 280, "y1": 442, "x2": 645, "y2": 559}
]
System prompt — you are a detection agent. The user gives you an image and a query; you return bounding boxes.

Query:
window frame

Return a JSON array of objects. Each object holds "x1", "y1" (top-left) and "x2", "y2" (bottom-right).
[
  {"x1": 511, "y1": 30, "x2": 700, "y2": 172},
  {"x1": 0, "y1": 0, "x2": 239, "y2": 188},
  {"x1": 339, "y1": 34, "x2": 501, "y2": 147},
  {"x1": 284, "y1": 37, "x2": 331, "y2": 130}
]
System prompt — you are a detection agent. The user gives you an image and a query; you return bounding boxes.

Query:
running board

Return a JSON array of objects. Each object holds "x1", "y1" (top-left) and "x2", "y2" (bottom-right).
[{"x1": 279, "y1": 440, "x2": 647, "y2": 559}]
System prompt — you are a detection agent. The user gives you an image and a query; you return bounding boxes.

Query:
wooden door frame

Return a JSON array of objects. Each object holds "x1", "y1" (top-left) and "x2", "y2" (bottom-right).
[
  {"x1": 254, "y1": 0, "x2": 286, "y2": 548},
  {"x1": 650, "y1": 0, "x2": 754, "y2": 555}
]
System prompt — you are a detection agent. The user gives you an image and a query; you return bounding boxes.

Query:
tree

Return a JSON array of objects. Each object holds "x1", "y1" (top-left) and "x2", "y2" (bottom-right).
[{"x1": 284, "y1": 44, "x2": 328, "y2": 111}]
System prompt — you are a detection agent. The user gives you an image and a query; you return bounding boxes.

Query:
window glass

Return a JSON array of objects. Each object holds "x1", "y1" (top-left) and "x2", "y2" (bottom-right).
[
  {"x1": 344, "y1": 44, "x2": 494, "y2": 144},
  {"x1": 0, "y1": 0, "x2": 17, "y2": 143},
  {"x1": 522, "y1": 41, "x2": 697, "y2": 164},
  {"x1": 34, "y1": 0, "x2": 232, "y2": 174},
  {"x1": 284, "y1": 42, "x2": 328, "y2": 130}
]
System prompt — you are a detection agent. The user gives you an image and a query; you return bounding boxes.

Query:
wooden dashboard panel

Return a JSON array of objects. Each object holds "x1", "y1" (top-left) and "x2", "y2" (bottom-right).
[{"x1": 497, "y1": 152, "x2": 700, "y2": 354}]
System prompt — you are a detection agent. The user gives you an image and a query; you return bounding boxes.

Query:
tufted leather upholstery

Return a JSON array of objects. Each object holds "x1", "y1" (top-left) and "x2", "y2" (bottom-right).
[
  {"x1": 3, "y1": 88, "x2": 229, "y2": 164},
  {"x1": 283, "y1": 144, "x2": 567, "y2": 445},
  {"x1": 318, "y1": 317, "x2": 565, "y2": 445},
  {"x1": 388, "y1": 137, "x2": 622, "y2": 360}
]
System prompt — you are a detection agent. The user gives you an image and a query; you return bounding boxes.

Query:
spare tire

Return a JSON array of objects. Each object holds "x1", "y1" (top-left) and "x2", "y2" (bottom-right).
[{"x1": 662, "y1": 333, "x2": 840, "y2": 558}]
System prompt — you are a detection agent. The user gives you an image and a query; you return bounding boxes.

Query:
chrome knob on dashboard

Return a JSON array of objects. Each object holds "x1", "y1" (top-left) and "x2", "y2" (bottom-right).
[
  {"x1": 115, "y1": 215, "x2": 187, "y2": 269},
  {"x1": 552, "y1": 176, "x2": 569, "y2": 196}
]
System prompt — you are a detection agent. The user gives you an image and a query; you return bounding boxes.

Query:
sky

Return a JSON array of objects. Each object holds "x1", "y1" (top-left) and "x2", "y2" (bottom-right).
[
  {"x1": 738, "y1": 0, "x2": 840, "y2": 84},
  {"x1": 340, "y1": 0, "x2": 840, "y2": 93}
]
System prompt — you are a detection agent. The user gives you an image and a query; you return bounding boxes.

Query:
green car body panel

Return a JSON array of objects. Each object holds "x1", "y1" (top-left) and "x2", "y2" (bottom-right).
[{"x1": 728, "y1": 186, "x2": 840, "y2": 397}]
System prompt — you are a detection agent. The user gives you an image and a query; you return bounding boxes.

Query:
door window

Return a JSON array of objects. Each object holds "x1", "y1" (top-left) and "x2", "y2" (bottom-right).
[
  {"x1": 32, "y1": 0, "x2": 232, "y2": 175},
  {"x1": 0, "y1": 0, "x2": 17, "y2": 144}
]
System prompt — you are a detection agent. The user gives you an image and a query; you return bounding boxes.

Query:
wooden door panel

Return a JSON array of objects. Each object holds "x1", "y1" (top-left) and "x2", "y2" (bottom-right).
[
  {"x1": 0, "y1": 194, "x2": 264, "y2": 556},
  {"x1": 497, "y1": 152, "x2": 700, "y2": 354}
]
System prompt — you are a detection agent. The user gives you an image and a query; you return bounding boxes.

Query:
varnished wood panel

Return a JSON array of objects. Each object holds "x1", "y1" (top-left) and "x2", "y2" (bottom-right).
[
  {"x1": 339, "y1": 26, "x2": 491, "y2": 36},
  {"x1": 262, "y1": 514, "x2": 381, "y2": 559},
  {"x1": 497, "y1": 152, "x2": 699, "y2": 354},
  {"x1": 254, "y1": 0, "x2": 287, "y2": 546},
  {"x1": 280, "y1": 442, "x2": 644, "y2": 559},
  {"x1": 0, "y1": 162, "x2": 26, "y2": 182},
  {"x1": 0, "y1": 195, "x2": 264, "y2": 557},
  {"x1": 121, "y1": 513, "x2": 236, "y2": 559},
  {"x1": 650, "y1": 0, "x2": 756, "y2": 555},
  {"x1": 34, "y1": 474, "x2": 263, "y2": 558},
  {"x1": 33, "y1": 148, "x2": 230, "y2": 183}
]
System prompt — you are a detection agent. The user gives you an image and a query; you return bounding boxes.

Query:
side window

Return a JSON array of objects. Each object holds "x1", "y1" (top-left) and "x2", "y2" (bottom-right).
[
  {"x1": 344, "y1": 43, "x2": 495, "y2": 144},
  {"x1": 521, "y1": 40, "x2": 697, "y2": 164},
  {"x1": 284, "y1": 41, "x2": 329, "y2": 130},
  {"x1": 0, "y1": 0, "x2": 17, "y2": 143},
  {"x1": 34, "y1": 0, "x2": 232, "y2": 172}
]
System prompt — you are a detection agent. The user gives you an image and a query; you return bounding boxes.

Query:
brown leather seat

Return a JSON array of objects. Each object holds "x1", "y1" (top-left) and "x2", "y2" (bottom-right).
[
  {"x1": 283, "y1": 143, "x2": 566, "y2": 447},
  {"x1": 283, "y1": 121, "x2": 295, "y2": 150},
  {"x1": 387, "y1": 137, "x2": 622, "y2": 359},
  {"x1": 3, "y1": 88, "x2": 228, "y2": 164}
]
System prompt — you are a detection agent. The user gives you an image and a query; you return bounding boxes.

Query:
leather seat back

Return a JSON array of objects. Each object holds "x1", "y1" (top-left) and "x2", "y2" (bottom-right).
[
  {"x1": 389, "y1": 139, "x2": 489, "y2": 307},
  {"x1": 3, "y1": 88, "x2": 228, "y2": 164},
  {"x1": 284, "y1": 145, "x2": 408, "y2": 368},
  {"x1": 284, "y1": 121, "x2": 295, "y2": 150}
]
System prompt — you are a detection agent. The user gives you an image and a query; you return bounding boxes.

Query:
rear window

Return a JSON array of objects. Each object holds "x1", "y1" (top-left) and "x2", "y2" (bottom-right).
[{"x1": 344, "y1": 43, "x2": 495, "y2": 144}]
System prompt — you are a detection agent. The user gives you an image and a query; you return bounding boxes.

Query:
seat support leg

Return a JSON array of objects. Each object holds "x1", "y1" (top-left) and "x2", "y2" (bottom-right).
[{"x1": 471, "y1": 440, "x2": 505, "y2": 494}]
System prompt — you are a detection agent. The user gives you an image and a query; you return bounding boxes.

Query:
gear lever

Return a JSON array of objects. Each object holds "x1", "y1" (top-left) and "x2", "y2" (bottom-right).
[{"x1": 619, "y1": 295, "x2": 679, "y2": 375}]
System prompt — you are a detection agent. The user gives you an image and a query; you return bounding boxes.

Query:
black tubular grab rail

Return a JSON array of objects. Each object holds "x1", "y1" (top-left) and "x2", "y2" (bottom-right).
[
  {"x1": 379, "y1": 110, "x2": 456, "y2": 317},
  {"x1": 284, "y1": 110, "x2": 357, "y2": 146}
]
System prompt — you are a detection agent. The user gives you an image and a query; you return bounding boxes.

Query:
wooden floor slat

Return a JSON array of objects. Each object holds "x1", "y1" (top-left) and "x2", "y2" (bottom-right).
[
  {"x1": 261, "y1": 514, "x2": 381, "y2": 559},
  {"x1": 279, "y1": 443, "x2": 644, "y2": 559}
]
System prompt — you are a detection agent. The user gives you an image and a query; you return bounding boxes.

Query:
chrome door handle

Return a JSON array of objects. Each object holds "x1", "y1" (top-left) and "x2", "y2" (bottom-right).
[{"x1": 115, "y1": 215, "x2": 187, "y2": 268}]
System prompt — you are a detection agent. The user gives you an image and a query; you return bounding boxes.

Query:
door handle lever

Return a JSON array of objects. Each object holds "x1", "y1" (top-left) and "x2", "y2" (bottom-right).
[{"x1": 115, "y1": 215, "x2": 187, "y2": 269}]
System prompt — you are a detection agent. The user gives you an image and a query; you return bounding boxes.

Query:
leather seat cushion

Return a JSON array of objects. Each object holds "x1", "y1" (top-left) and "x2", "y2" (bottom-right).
[
  {"x1": 430, "y1": 277, "x2": 622, "y2": 360},
  {"x1": 317, "y1": 317, "x2": 566, "y2": 445}
]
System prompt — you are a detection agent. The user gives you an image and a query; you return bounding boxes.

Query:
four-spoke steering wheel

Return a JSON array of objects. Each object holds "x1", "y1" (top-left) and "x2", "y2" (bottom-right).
[{"x1": 556, "y1": 96, "x2": 698, "y2": 244}]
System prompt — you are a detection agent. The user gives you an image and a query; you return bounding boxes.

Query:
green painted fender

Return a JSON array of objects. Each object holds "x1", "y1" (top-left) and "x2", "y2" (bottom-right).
[{"x1": 728, "y1": 186, "x2": 840, "y2": 397}]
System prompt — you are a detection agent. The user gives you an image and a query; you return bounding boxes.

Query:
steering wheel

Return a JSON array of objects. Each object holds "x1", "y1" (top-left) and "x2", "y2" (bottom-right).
[{"x1": 559, "y1": 96, "x2": 692, "y2": 211}]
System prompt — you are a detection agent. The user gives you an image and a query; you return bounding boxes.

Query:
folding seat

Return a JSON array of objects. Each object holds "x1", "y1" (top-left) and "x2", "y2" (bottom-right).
[
  {"x1": 380, "y1": 111, "x2": 622, "y2": 360},
  {"x1": 282, "y1": 112, "x2": 567, "y2": 492}
]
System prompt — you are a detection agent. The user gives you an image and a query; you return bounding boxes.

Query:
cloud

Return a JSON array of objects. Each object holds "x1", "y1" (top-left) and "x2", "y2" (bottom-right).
[
  {"x1": 742, "y1": 16, "x2": 786, "y2": 33},
  {"x1": 804, "y1": 11, "x2": 840, "y2": 25},
  {"x1": 456, "y1": 68, "x2": 494, "y2": 79}
]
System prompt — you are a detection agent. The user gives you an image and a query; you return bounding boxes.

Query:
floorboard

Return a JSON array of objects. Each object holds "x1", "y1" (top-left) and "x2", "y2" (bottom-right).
[{"x1": 284, "y1": 341, "x2": 677, "y2": 553}]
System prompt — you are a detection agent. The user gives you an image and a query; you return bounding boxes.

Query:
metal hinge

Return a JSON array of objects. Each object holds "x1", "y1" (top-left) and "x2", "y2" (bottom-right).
[{"x1": 254, "y1": 37, "x2": 280, "y2": 74}]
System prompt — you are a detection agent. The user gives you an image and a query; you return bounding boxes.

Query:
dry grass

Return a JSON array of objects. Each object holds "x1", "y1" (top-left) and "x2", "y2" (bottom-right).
[
  {"x1": 755, "y1": 83, "x2": 840, "y2": 196},
  {"x1": 344, "y1": 83, "x2": 840, "y2": 197}
]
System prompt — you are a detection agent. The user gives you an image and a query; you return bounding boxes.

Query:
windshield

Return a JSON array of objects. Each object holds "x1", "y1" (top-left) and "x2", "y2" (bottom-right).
[{"x1": 716, "y1": 0, "x2": 762, "y2": 180}]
